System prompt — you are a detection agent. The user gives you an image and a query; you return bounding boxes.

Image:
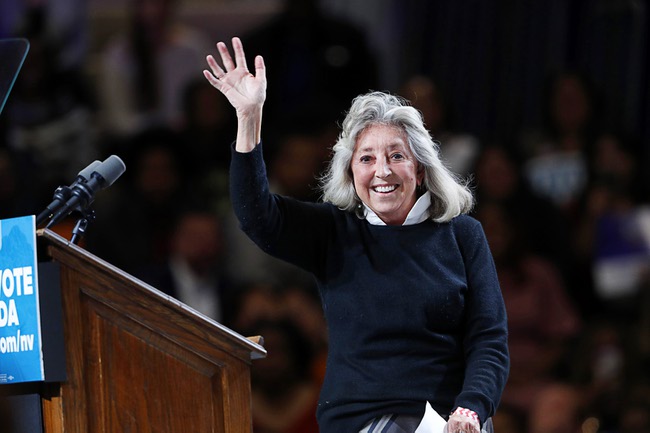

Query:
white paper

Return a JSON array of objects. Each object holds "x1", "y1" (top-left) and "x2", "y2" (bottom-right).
[{"x1": 414, "y1": 402, "x2": 447, "y2": 433}]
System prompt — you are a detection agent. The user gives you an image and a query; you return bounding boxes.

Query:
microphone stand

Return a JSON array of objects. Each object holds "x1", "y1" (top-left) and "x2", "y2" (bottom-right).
[{"x1": 70, "y1": 207, "x2": 95, "y2": 245}]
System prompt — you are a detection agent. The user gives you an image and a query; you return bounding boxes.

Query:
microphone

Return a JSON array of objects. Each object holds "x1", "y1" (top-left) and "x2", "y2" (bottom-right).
[
  {"x1": 45, "y1": 155, "x2": 126, "y2": 229},
  {"x1": 35, "y1": 160, "x2": 102, "y2": 226}
]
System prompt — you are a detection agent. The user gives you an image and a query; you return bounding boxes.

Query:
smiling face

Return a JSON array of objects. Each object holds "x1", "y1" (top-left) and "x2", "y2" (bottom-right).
[{"x1": 351, "y1": 124, "x2": 423, "y2": 225}]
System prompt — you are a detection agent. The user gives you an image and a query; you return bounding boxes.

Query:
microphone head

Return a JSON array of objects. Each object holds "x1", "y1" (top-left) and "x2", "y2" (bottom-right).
[
  {"x1": 95, "y1": 155, "x2": 126, "y2": 187},
  {"x1": 76, "y1": 160, "x2": 102, "y2": 183}
]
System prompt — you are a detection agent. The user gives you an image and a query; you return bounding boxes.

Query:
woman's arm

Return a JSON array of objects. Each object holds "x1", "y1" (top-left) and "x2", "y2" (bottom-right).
[
  {"x1": 204, "y1": 38, "x2": 333, "y2": 277},
  {"x1": 452, "y1": 216, "x2": 510, "y2": 432}
]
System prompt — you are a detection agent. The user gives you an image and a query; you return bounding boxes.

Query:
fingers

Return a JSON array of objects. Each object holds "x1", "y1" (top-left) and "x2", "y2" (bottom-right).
[
  {"x1": 447, "y1": 419, "x2": 480, "y2": 433},
  {"x1": 232, "y1": 37, "x2": 248, "y2": 71},
  {"x1": 206, "y1": 55, "x2": 225, "y2": 79},
  {"x1": 211, "y1": 37, "x2": 253, "y2": 75},
  {"x1": 204, "y1": 55, "x2": 226, "y2": 91},
  {"x1": 254, "y1": 55, "x2": 266, "y2": 81},
  {"x1": 206, "y1": 38, "x2": 264, "y2": 77},
  {"x1": 216, "y1": 37, "x2": 249, "y2": 72},
  {"x1": 203, "y1": 69, "x2": 220, "y2": 88},
  {"x1": 217, "y1": 41, "x2": 236, "y2": 72},
  {"x1": 204, "y1": 37, "x2": 265, "y2": 92}
]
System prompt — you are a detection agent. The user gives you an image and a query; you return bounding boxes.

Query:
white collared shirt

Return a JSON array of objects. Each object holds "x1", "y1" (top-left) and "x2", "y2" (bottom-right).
[{"x1": 363, "y1": 192, "x2": 431, "y2": 226}]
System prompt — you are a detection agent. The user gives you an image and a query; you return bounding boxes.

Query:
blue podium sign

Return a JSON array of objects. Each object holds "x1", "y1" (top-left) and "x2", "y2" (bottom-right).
[{"x1": 0, "y1": 215, "x2": 43, "y2": 384}]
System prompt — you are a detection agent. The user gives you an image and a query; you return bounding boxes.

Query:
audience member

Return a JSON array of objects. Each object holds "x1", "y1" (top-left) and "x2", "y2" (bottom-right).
[
  {"x1": 230, "y1": 283, "x2": 281, "y2": 332},
  {"x1": 268, "y1": 130, "x2": 327, "y2": 202},
  {"x1": 473, "y1": 145, "x2": 571, "y2": 271},
  {"x1": 399, "y1": 75, "x2": 480, "y2": 176},
  {"x1": 572, "y1": 133, "x2": 645, "y2": 318},
  {"x1": 135, "y1": 207, "x2": 232, "y2": 323},
  {"x1": 521, "y1": 72, "x2": 601, "y2": 218},
  {"x1": 229, "y1": 282, "x2": 327, "y2": 384},
  {"x1": 229, "y1": 282, "x2": 325, "y2": 433},
  {"x1": 97, "y1": 0, "x2": 210, "y2": 136}
]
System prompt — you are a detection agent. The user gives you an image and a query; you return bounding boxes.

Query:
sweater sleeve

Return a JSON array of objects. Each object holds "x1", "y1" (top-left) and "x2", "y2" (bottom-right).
[
  {"x1": 229, "y1": 143, "x2": 333, "y2": 278},
  {"x1": 453, "y1": 216, "x2": 510, "y2": 425}
]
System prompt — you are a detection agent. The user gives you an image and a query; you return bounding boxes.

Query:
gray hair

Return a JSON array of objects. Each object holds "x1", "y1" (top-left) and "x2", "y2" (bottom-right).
[{"x1": 320, "y1": 91, "x2": 473, "y2": 223}]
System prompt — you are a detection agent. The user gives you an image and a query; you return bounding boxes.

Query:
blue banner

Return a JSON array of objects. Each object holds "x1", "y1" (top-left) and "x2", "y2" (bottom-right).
[{"x1": 0, "y1": 215, "x2": 43, "y2": 383}]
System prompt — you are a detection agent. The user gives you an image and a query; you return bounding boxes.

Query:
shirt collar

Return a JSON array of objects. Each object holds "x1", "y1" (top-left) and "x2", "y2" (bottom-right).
[{"x1": 363, "y1": 192, "x2": 431, "y2": 226}]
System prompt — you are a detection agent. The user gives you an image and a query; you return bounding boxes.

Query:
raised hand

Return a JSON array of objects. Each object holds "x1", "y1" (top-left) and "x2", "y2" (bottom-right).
[{"x1": 203, "y1": 37, "x2": 266, "y2": 151}]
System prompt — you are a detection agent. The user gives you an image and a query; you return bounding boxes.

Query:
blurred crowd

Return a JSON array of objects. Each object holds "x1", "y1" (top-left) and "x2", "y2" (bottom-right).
[{"x1": 1, "y1": 1, "x2": 650, "y2": 432}]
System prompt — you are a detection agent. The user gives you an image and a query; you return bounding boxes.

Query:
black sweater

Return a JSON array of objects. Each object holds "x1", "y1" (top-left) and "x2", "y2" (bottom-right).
[{"x1": 230, "y1": 144, "x2": 509, "y2": 432}]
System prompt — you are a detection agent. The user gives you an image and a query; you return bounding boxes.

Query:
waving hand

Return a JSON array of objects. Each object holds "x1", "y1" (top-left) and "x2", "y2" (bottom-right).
[{"x1": 203, "y1": 37, "x2": 266, "y2": 151}]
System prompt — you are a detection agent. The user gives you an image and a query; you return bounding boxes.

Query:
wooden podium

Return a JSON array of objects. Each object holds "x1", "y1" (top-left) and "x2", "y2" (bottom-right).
[{"x1": 36, "y1": 229, "x2": 266, "y2": 433}]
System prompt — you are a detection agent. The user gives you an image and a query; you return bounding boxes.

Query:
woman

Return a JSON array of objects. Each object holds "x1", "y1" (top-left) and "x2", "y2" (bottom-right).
[{"x1": 203, "y1": 37, "x2": 509, "y2": 433}]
